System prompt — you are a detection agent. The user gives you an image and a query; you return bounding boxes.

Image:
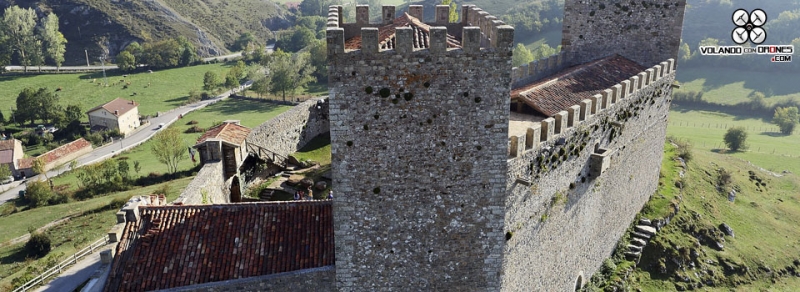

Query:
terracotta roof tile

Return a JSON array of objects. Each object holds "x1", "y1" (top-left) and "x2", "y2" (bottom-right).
[
  {"x1": 196, "y1": 123, "x2": 251, "y2": 146},
  {"x1": 86, "y1": 98, "x2": 139, "y2": 117},
  {"x1": 18, "y1": 138, "x2": 91, "y2": 169},
  {"x1": 511, "y1": 54, "x2": 646, "y2": 117},
  {"x1": 104, "y1": 201, "x2": 334, "y2": 291},
  {"x1": 0, "y1": 140, "x2": 17, "y2": 151},
  {"x1": 345, "y1": 13, "x2": 461, "y2": 50}
]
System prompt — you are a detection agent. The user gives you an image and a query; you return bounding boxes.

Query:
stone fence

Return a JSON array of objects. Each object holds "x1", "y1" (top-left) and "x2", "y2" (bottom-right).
[
  {"x1": 246, "y1": 97, "x2": 330, "y2": 161},
  {"x1": 508, "y1": 58, "x2": 676, "y2": 158},
  {"x1": 174, "y1": 161, "x2": 227, "y2": 205}
]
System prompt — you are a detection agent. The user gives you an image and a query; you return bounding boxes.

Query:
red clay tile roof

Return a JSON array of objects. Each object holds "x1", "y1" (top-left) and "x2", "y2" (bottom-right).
[
  {"x1": 511, "y1": 54, "x2": 646, "y2": 117},
  {"x1": 104, "y1": 201, "x2": 334, "y2": 291},
  {"x1": 18, "y1": 138, "x2": 91, "y2": 169},
  {"x1": 0, "y1": 140, "x2": 18, "y2": 151},
  {"x1": 86, "y1": 98, "x2": 139, "y2": 117},
  {"x1": 345, "y1": 13, "x2": 461, "y2": 50},
  {"x1": 0, "y1": 150, "x2": 13, "y2": 164},
  {"x1": 196, "y1": 122, "x2": 252, "y2": 146}
]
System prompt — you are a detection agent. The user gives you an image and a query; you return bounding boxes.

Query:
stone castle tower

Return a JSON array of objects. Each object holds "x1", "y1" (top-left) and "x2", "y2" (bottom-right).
[
  {"x1": 326, "y1": 4, "x2": 513, "y2": 290},
  {"x1": 327, "y1": 0, "x2": 687, "y2": 290}
]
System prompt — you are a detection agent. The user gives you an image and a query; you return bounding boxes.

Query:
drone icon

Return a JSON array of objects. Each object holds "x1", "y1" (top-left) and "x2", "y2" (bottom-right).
[{"x1": 732, "y1": 9, "x2": 767, "y2": 45}]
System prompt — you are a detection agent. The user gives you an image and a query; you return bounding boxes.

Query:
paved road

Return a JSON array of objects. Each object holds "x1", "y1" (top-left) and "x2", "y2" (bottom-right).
[
  {"x1": 3, "y1": 51, "x2": 246, "y2": 72},
  {"x1": 34, "y1": 250, "x2": 106, "y2": 292},
  {"x1": 0, "y1": 84, "x2": 250, "y2": 206}
]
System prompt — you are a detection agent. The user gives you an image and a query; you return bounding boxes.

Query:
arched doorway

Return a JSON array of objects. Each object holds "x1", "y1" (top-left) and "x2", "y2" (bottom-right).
[{"x1": 230, "y1": 176, "x2": 242, "y2": 203}]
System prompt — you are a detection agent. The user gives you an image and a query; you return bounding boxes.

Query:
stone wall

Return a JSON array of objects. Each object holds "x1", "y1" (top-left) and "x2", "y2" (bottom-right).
[
  {"x1": 175, "y1": 161, "x2": 227, "y2": 205},
  {"x1": 511, "y1": 51, "x2": 575, "y2": 89},
  {"x1": 245, "y1": 97, "x2": 329, "y2": 160},
  {"x1": 501, "y1": 60, "x2": 676, "y2": 291},
  {"x1": 561, "y1": 0, "x2": 687, "y2": 67},
  {"x1": 158, "y1": 266, "x2": 335, "y2": 292},
  {"x1": 327, "y1": 5, "x2": 513, "y2": 291}
]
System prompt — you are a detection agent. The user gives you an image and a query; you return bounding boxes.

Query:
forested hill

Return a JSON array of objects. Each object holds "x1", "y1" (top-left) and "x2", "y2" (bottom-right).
[{"x1": 0, "y1": 0, "x2": 291, "y2": 65}]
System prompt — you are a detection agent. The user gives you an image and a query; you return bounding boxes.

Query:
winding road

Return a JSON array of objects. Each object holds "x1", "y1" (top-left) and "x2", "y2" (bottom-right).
[{"x1": 0, "y1": 83, "x2": 250, "y2": 206}]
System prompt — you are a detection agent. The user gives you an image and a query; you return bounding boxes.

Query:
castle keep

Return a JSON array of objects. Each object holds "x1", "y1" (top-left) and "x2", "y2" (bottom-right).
[{"x1": 104, "y1": 1, "x2": 687, "y2": 291}]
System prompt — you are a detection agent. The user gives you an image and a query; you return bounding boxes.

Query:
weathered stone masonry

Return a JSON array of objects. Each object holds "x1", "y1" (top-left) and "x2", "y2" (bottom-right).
[
  {"x1": 327, "y1": 5, "x2": 513, "y2": 291},
  {"x1": 503, "y1": 60, "x2": 677, "y2": 291},
  {"x1": 246, "y1": 97, "x2": 330, "y2": 160}
]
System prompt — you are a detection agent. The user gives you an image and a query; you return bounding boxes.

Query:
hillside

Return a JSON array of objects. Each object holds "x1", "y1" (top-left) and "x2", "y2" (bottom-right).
[{"x1": 0, "y1": 0, "x2": 291, "y2": 65}]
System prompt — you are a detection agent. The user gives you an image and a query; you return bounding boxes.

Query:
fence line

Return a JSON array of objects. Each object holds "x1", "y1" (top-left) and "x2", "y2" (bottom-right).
[
  {"x1": 12, "y1": 236, "x2": 109, "y2": 292},
  {"x1": 670, "y1": 121, "x2": 780, "y2": 133}
]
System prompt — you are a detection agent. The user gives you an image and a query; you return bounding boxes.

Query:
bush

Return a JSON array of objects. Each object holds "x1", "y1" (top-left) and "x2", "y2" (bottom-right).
[
  {"x1": 153, "y1": 183, "x2": 171, "y2": 196},
  {"x1": 674, "y1": 139, "x2": 693, "y2": 161},
  {"x1": 84, "y1": 132, "x2": 104, "y2": 146},
  {"x1": 26, "y1": 180, "x2": 54, "y2": 208},
  {"x1": 48, "y1": 192, "x2": 70, "y2": 205},
  {"x1": 184, "y1": 125, "x2": 205, "y2": 133},
  {"x1": 723, "y1": 127, "x2": 748, "y2": 151},
  {"x1": 25, "y1": 231, "x2": 51, "y2": 258},
  {"x1": 109, "y1": 196, "x2": 132, "y2": 210},
  {"x1": 186, "y1": 120, "x2": 199, "y2": 125}
]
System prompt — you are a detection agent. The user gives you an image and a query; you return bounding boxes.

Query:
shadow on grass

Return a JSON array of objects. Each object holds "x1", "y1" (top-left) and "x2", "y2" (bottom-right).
[
  {"x1": 297, "y1": 133, "x2": 331, "y2": 153},
  {"x1": 670, "y1": 103, "x2": 772, "y2": 123},
  {"x1": 759, "y1": 132, "x2": 788, "y2": 137},
  {"x1": 676, "y1": 65, "x2": 800, "y2": 97},
  {"x1": 0, "y1": 74, "x2": 37, "y2": 83},
  {"x1": 0, "y1": 246, "x2": 30, "y2": 265}
]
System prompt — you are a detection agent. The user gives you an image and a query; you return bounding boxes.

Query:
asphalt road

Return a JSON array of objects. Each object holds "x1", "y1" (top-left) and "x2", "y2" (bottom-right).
[{"x1": 0, "y1": 84, "x2": 249, "y2": 206}]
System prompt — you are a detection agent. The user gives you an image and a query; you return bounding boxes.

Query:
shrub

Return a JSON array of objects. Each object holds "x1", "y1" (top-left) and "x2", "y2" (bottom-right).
[
  {"x1": 184, "y1": 125, "x2": 205, "y2": 133},
  {"x1": 154, "y1": 183, "x2": 171, "y2": 196},
  {"x1": 109, "y1": 196, "x2": 131, "y2": 210},
  {"x1": 26, "y1": 180, "x2": 54, "y2": 208},
  {"x1": 674, "y1": 139, "x2": 693, "y2": 161},
  {"x1": 25, "y1": 231, "x2": 51, "y2": 258},
  {"x1": 186, "y1": 120, "x2": 199, "y2": 125},
  {"x1": 723, "y1": 127, "x2": 748, "y2": 151}
]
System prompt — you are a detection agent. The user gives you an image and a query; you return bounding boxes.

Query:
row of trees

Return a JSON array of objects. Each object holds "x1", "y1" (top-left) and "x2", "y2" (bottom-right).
[
  {"x1": 249, "y1": 49, "x2": 317, "y2": 101},
  {"x1": 512, "y1": 43, "x2": 561, "y2": 67},
  {"x1": 0, "y1": 6, "x2": 67, "y2": 72},
  {"x1": 116, "y1": 37, "x2": 199, "y2": 71}
]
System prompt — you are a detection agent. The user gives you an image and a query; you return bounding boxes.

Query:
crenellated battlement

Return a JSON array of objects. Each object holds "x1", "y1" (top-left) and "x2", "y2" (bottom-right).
[
  {"x1": 511, "y1": 51, "x2": 577, "y2": 89},
  {"x1": 508, "y1": 58, "x2": 675, "y2": 158},
  {"x1": 326, "y1": 5, "x2": 514, "y2": 57}
]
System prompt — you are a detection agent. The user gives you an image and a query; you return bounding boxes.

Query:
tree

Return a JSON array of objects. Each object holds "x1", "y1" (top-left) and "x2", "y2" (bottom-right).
[
  {"x1": 299, "y1": 0, "x2": 330, "y2": 16},
  {"x1": 133, "y1": 161, "x2": 141, "y2": 175},
  {"x1": 531, "y1": 43, "x2": 558, "y2": 60},
  {"x1": 679, "y1": 41, "x2": 691, "y2": 61},
  {"x1": 32, "y1": 157, "x2": 47, "y2": 180},
  {"x1": 225, "y1": 72, "x2": 239, "y2": 89},
  {"x1": 276, "y1": 27, "x2": 317, "y2": 52},
  {"x1": 25, "y1": 230, "x2": 51, "y2": 257},
  {"x1": 307, "y1": 39, "x2": 327, "y2": 80},
  {"x1": 203, "y1": 71, "x2": 221, "y2": 90},
  {"x1": 512, "y1": 43, "x2": 535, "y2": 67},
  {"x1": 124, "y1": 41, "x2": 143, "y2": 60},
  {"x1": 177, "y1": 36, "x2": 198, "y2": 66},
  {"x1": 26, "y1": 180, "x2": 54, "y2": 208},
  {"x1": 441, "y1": 0, "x2": 459, "y2": 23},
  {"x1": 269, "y1": 50, "x2": 316, "y2": 101},
  {"x1": 118, "y1": 160, "x2": 130, "y2": 181},
  {"x1": 40, "y1": 13, "x2": 66, "y2": 70},
  {"x1": 141, "y1": 39, "x2": 183, "y2": 68},
  {"x1": 773, "y1": 106, "x2": 799, "y2": 135},
  {"x1": 116, "y1": 51, "x2": 136, "y2": 71},
  {"x1": 64, "y1": 105, "x2": 83, "y2": 123},
  {"x1": 0, "y1": 164, "x2": 11, "y2": 179},
  {"x1": 251, "y1": 75, "x2": 271, "y2": 98},
  {"x1": 15, "y1": 87, "x2": 38, "y2": 124},
  {"x1": 723, "y1": 127, "x2": 748, "y2": 151},
  {"x1": 2, "y1": 6, "x2": 39, "y2": 72},
  {"x1": 230, "y1": 60, "x2": 246, "y2": 80},
  {"x1": 151, "y1": 127, "x2": 186, "y2": 173},
  {"x1": 232, "y1": 32, "x2": 257, "y2": 51}
]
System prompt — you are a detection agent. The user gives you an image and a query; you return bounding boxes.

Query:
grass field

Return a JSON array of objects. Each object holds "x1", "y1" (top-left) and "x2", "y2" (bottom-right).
[
  {"x1": 0, "y1": 63, "x2": 235, "y2": 120},
  {"x1": 674, "y1": 67, "x2": 800, "y2": 106},
  {"x1": 0, "y1": 177, "x2": 192, "y2": 290},
  {"x1": 590, "y1": 139, "x2": 800, "y2": 290},
  {"x1": 522, "y1": 29, "x2": 562, "y2": 52},
  {"x1": 50, "y1": 99, "x2": 291, "y2": 190},
  {"x1": 666, "y1": 106, "x2": 800, "y2": 174}
]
